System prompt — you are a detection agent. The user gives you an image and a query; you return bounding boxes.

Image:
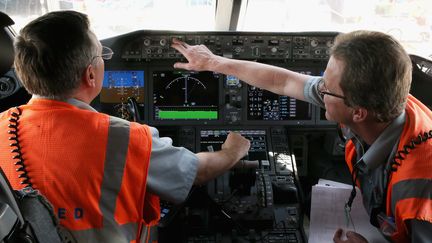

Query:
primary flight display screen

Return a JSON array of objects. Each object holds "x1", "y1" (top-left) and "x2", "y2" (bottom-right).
[
  {"x1": 247, "y1": 85, "x2": 312, "y2": 121},
  {"x1": 100, "y1": 70, "x2": 145, "y2": 103},
  {"x1": 152, "y1": 70, "x2": 220, "y2": 120}
]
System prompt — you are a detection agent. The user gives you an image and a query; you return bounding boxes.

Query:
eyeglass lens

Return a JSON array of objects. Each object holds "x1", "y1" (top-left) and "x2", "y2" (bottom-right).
[{"x1": 101, "y1": 46, "x2": 114, "y2": 60}]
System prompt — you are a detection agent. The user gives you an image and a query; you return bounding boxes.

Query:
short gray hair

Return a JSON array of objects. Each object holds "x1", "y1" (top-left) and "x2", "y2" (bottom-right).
[
  {"x1": 14, "y1": 10, "x2": 98, "y2": 99},
  {"x1": 331, "y1": 30, "x2": 412, "y2": 122}
]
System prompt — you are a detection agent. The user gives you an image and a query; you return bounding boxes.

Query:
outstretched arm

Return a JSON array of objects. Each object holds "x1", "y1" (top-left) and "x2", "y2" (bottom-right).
[
  {"x1": 194, "y1": 132, "x2": 250, "y2": 185},
  {"x1": 171, "y1": 38, "x2": 312, "y2": 102}
]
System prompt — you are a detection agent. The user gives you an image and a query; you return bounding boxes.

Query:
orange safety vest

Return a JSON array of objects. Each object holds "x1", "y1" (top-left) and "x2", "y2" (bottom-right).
[
  {"x1": 345, "y1": 95, "x2": 432, "y2": 242},
  {"x1": 0, "y1": 98, "x2": 160, "y2": 243}
]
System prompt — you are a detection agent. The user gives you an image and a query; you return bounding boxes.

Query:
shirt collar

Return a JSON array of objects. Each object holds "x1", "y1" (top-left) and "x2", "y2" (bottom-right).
[
  {"x1": 355, "y1": 111, "x2": 406, "y2": 172},
  {"x1": 31, "y1": 95, "x2": 97, "y2": 112}
]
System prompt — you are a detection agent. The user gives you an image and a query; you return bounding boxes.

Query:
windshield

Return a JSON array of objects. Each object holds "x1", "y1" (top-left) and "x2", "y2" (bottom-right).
[{"x1": 1, "y1": 0, "x2": 431, "y2": 58}]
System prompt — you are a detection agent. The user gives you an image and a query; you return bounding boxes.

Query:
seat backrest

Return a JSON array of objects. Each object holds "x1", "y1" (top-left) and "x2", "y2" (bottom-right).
[
  {"x1": 0, "y1": 11, "x2": 15, "y2": 76},
  {"x1": 0, "y1": 167, "x2": 22, "y2": 241},
  {"x1": 410, "y1": 54, "x2": 432, "y2": 110},
  {"x1": 0, "y1": 11, "x2": 31, "y2": 112},
  {"x1": 0, "y1": 167, "x2": 67, "y2": 243}
]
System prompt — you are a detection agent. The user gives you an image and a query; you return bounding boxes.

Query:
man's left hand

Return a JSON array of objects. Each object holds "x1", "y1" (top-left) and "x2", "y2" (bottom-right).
[{"x1": 333, "y1": 228, "x2": 368, "y2": 243}]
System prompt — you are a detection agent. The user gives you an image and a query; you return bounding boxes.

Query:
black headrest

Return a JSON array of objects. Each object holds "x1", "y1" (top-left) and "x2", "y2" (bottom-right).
[
  {"x1": 410, "y1": 54, "x2": 432, "y2": 108},
  {"x1": 0, "y1": 11, "x2": 15, "y2": 76},
  {"x1": 0, "y1": 11, "x2": 14, "y2": 27}
]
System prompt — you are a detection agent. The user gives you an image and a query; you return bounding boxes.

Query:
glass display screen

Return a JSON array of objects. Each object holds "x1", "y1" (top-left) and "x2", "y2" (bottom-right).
[
  {"x1": 152, "y1": 70, "x2": 220, "y2": 120},
  {"x1": 247, "y1": 85, "x2": 312, "y2": 121},
  {"x1": 101, "y1": 70, "x2": 144, "y2": 103}
]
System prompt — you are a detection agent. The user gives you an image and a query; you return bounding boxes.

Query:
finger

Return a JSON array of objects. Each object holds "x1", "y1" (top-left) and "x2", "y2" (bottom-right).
[
  {"x1": 228, "y1": 131, "x2": 239, "y2": 136},
  {"x1": 171, "y1": 38, "x2": 182, "y2": 46},
  {"x1": 171, "y1": 42, "x2": 187, "y2": 53},
  {"x1": 173, "y1": 62, "x2": 190, "y2": 70},
  {"x1": 333, "y1": 228, "x2": 344, "y2": 243},
  {"x1": 346, "y1": 231, "x2": 368, "y2": 242},
  {"x1": 346, "y1": 231, "x2": 355, "y2": 238},
  {"x1": 346, "y1": 231, "x2": 361, "y2": 239},
  {"x1": 171, "y1": 38, "x2": 190, "y2": 50},
  {"x1": 225, "y1": 132, "x2": 235, "y2": 141},
  {"x1": 171, "y1": 38, "x2": 186, "y2": 46},
  {"x1": 180, "y1": 41, "x2": 190, "y2": 49}
]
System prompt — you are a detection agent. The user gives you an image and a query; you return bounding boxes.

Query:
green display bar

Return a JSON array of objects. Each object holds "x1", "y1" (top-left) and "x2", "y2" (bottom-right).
[{"x1": 159, "y1": 110, "x2": 218, "y2": 119}]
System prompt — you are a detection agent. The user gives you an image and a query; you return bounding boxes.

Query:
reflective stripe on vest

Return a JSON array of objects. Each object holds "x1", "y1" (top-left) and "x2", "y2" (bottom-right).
[
  {"x1": 70, "y1": 116, "x2": 139, "y2": 243},
  {"x1": 391, "y1": 178, "x2": 432, "y2": 214}
]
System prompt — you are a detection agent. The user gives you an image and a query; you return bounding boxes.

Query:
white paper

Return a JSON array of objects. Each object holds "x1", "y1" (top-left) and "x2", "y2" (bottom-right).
[
  {"x1": 308, "y1": 180, "x2": 387, "y2": 243},
  {"x1": 317, "y1": 178, "x2": 353, "y2": 189}
]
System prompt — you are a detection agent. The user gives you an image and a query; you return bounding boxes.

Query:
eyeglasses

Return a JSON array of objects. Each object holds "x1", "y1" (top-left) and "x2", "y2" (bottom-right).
[
  {"x1": 91, "y1": 46, "x2": 114, "y2": 62},
  {"x1": 100, "y1": 46, "x2": 114, "y2": 60},
  {"x1": 317, "y1": 79, "x2": 346, "y2": 99}
]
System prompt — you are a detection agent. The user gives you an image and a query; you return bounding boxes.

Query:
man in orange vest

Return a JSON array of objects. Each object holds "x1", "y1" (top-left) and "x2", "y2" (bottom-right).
[
  {"x1": 171, "y1": 31, "x2": 432, "y2": 242},
  {"x1": 0, "y1": 11, "x2": 250, "y2": 243}
]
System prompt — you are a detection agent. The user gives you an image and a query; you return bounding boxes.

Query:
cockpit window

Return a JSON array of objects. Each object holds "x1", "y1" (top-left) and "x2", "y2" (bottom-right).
[
  {"x1": 1, "y1": 0, "x2": 217, "y2": 38},
  {"x1": 239, "y1": 0, "x2": 432, "y2": 58},
  {"x1": 1, "y1": 0, "x2": 431, "y2": 58}
]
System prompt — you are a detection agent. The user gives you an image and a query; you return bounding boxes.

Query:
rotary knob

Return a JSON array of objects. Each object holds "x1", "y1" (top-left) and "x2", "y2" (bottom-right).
[
  {"x1": 143, "y1": 39, "x2": 151, "y2": 46},
  {"x1": 310, "y1": 39, "x2": 319, "y2": 47}
]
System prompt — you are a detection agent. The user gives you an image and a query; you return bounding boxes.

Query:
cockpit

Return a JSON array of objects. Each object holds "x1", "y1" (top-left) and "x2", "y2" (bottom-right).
[{"x1": 1, "y1": 1, "x2": 432, "y2": 242}]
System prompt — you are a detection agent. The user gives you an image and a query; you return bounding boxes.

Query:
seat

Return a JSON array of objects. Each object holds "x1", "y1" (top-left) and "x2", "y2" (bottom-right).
[
  {"x1": 410, "y1": 54, "x2": 432, "y2": 109},
  {"x1": 0, "y1": 11, "x2": 15, "y2": 76},
  {"x1": 0, "y1": 167, "x2": 23, "y2": 242},
  {"x1": 0, "y1": 11, "x2": 30, "y2": 112}
]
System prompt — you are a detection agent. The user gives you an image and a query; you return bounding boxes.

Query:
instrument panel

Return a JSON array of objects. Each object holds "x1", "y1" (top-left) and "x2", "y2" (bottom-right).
[
  {"x1": 119, "y1": 31, "x2": 335, "y2": 61},
  {"x1": 158, "y1": 126, "x2": 300, "y2": 242},
  {"x1": 98, "y1": 30, "x2": 338, "y2": 243},
  {"x1": 99, "y1": 30, "x2": 337, "y2": 127}
]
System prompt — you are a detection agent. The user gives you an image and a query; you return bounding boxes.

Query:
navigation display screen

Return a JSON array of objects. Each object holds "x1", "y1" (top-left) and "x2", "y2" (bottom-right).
[
  {"x1": 247, "y1": 85, "x2": 312, "y2": 121},
  {"x1": 152, "y1": 70, "x2": 220, "y2": 120}
]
